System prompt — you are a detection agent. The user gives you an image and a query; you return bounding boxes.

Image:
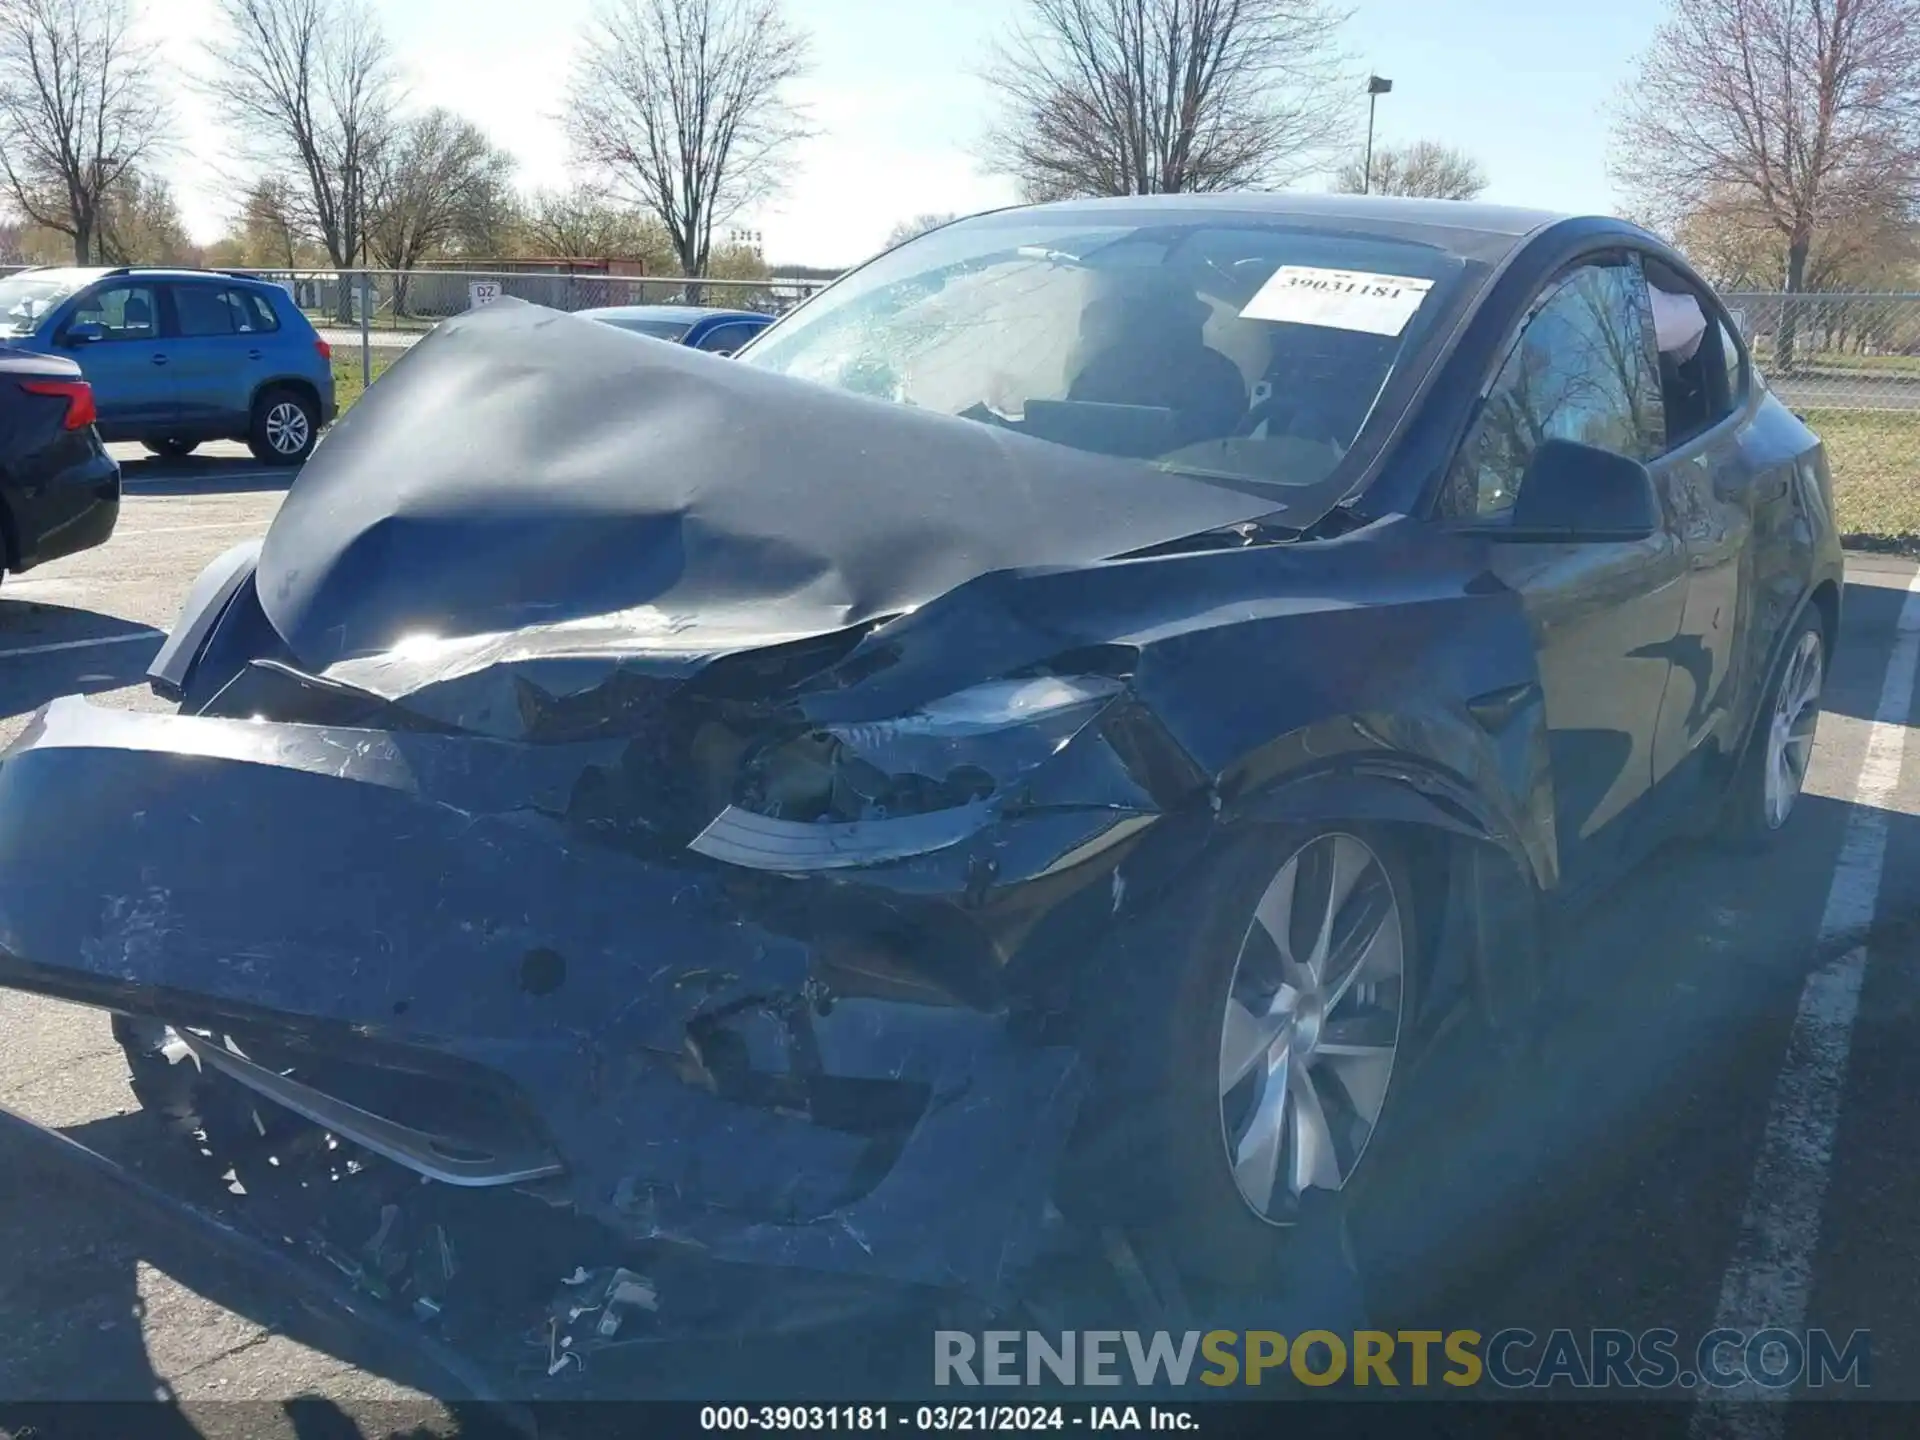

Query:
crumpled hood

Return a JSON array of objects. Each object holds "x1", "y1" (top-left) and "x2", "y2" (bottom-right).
[{"x1": 256, "y1": 299, "x2": 1301, "y2": 692}]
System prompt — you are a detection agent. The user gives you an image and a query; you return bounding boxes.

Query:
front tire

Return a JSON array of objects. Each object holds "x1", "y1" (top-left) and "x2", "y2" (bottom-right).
[
  {"x1": 1067, "y1": 823, "x2": 1417, "y2": 1290},
  {"x1": 1718, "y1": 617, "x2": 1825, "y2": 849},
  {"x1": 247, "y1": 387, "x2": 319, "y2": 464}
]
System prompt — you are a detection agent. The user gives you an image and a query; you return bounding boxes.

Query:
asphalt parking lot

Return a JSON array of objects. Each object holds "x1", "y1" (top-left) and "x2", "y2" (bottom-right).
[{"x1": 2, "y1": 442, "x2": 1920, "y2": 1432}]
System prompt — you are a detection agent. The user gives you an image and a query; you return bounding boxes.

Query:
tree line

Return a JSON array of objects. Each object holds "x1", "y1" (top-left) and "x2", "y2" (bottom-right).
[
  {"x1": 0, "y1": 0, "x2": 798, "y2": 276},
  {"x1": 5, "y1": 0, "x2": 1908, "y2": 293}
]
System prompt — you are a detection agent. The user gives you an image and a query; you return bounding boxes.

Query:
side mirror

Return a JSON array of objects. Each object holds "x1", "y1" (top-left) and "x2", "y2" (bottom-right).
[
  {"x1": 60, "y1": 322, "x2": 105, "y2": 346},
  {"x1": 1506, "y1": 438, "x2": 1660, "y2": 541}
]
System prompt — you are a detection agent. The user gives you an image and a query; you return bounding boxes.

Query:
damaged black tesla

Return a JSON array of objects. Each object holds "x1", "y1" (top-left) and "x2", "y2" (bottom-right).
[{"x1": 0, "y1": 195, "x2": 1841, "y2": 1381}]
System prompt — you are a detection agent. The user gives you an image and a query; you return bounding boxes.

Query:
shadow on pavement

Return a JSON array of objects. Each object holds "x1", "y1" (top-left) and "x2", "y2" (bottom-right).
[
  {"x1": 0, "y1": 1113, "x2": 498, "y2": 1436},
  {"x1": 0, "y1": 603, "x2": 161, "y2": 718},
  {"x1": 117, "y1": 453, "x2": 299, "y2": 497},
  {"x1": 1373, "y1": 792, "x2": 1920, "y2": 1359},
  {"x1": 1822, "y1": 569, "x2": 1919, "y2": 725}
]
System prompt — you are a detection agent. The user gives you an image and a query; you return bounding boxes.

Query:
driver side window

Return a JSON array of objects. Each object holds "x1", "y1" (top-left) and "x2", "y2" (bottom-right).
[
  {"x1": 1440, "y1": 262, "x2": 1664, "y2": 520},
  {"x1": 70, "y1": 284, "x2": 158, "y2": 341}
]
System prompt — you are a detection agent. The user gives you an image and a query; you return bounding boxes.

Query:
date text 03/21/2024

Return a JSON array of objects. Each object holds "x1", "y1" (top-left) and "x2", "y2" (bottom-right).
[{"x1": 699, "y1": 1406, "x2": 1195, "y2": 1431}]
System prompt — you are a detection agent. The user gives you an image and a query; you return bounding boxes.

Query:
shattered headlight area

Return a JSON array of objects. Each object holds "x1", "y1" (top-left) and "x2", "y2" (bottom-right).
[{"x1": 694, "y1": 676, "x2": 1126, "y2": 871}]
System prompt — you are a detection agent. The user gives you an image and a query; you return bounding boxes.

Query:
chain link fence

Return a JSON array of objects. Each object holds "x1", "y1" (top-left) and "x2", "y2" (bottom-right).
[
  {"x1": 215, "y1": 266, "x2": 834, "y2": 409},
  {"x1": 1724, "y1": 293, "x2": 1920, "y2": 547},
  {"x1": 234, "y1": 265, "x2": 827, "y2": 334}
]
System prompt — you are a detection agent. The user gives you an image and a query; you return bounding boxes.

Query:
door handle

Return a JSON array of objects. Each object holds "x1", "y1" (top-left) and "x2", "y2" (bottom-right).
[
  {"x1": 247, "y1": 349, "x2": 263, "y2": 360},
  {"x1": 150, "y1": 354, "x2": 169, "y2": 366}
]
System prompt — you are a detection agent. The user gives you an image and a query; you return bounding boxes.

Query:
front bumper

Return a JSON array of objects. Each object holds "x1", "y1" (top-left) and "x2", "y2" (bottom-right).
[{"x1": 0, "y1": 694, "x2": 1085, "y2": 1302}]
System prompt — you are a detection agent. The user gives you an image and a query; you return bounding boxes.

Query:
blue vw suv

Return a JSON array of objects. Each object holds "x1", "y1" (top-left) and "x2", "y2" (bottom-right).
[{"x1": 0, "y1": 267, "x2": 336, "y2": 464}]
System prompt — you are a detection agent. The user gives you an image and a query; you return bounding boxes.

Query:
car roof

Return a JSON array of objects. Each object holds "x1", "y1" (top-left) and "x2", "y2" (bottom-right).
[
  {"x1": 5, "y1": 266, "x2": 288, "y2": 290},
  {"x1": 577, "y1": 304, "x2": 769, "y2": 324},
  {"x1": 968, "y1": 192, "x2": 1580, "y2": 262}
]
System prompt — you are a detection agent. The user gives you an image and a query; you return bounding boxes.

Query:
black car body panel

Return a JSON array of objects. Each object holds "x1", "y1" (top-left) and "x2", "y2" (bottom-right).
[
  {"x1": 0, "y1": 196, "x2": 1842, "y2": 1356},
  {"x1": 251, "y1": 299, "x2": 1323, "y2": 687},
  {"x1": 0, "y1": 346, "x2": 120, "y2": 572}
]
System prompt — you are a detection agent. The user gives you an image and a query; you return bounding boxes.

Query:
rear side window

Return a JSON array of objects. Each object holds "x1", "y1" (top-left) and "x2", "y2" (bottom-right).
[
  {"x1": 1641, "y1": 257, "x2": 1743, "y2": 450},
  {"x1": 697, "y1": 321, "x2": 759, "y2": 354},
  {"x1": 229, "y1": 289, "x2": 281, "y2": 333},
  {"x1": 173, "y1": 285, "x2": 236, "y2": 337}
]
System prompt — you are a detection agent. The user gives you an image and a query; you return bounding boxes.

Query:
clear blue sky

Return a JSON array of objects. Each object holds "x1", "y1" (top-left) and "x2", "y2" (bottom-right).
[{"x1": 156, "y1": 0, "x2": 1671, "y2": 268}]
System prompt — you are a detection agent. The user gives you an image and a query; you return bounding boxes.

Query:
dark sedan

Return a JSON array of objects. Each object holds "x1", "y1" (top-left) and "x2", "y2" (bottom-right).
[
  {"x1": 576, "y1": 302, "x2": 773, "y2": 355},
  {"x1": 0, "y1": 195, "x2": 1838, "y2": 1379},
  {"x1": 0, "y1": 346, "x2": 120, "y2": 582}
]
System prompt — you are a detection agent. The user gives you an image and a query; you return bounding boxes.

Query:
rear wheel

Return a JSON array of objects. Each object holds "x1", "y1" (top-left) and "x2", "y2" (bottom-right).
[
  {"x1": 142, "y1": 437, "x2": 198, "y2": 459},
  {"x1": 247, "y1": 387, "x2": 319, "y2": 464},
  {"x1": 1718, "y1": 617, "x2": 1825, "y2": 849}
]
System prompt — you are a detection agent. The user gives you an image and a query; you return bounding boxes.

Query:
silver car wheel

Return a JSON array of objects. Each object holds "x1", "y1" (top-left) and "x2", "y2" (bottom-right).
[
  {"x1": 1764, "y1": 629, "x2": 1824, "y2": 831},
  {"x1": 266, "y1": 401, "x2": 311, "y2": 456},
  {"x1": 1217, "y1": 832, "x2": 1405, "y2": 1224}
]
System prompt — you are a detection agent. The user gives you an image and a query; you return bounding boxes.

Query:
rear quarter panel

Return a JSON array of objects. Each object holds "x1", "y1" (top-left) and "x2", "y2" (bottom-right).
[
  {"x1": 1734, "y1": 391, "x2": 1843, "y2": 743},
  {"x1": 262, "y1": 290, "x2": 335, "y2": 412}
]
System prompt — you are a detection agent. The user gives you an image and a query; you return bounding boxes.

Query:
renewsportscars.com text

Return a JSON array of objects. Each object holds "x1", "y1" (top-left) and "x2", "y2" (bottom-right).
[{"x1": 933, "y1": 1328, "x2": 1870, "y2": 1390}]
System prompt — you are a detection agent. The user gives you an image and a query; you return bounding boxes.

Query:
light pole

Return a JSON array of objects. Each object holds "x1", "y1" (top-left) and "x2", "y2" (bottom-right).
[
  {"x1": 1364, "y1": 75, "x2": 1393, "y2": 194},
  {"x1": 87, "y1": 154, "x2": 118, "y2": 264}
]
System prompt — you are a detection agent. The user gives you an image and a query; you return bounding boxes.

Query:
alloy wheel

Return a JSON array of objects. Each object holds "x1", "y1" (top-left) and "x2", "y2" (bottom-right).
[
  {"x1": 1764, "y1": 629, "x2": 1823, "y2": 830},
  {"x1": 1217, "y1": 832, "x2": 1405, "y2": 1224},
  {"x1": 266, "y1": 401, "x2": 312, "y2": 456}
]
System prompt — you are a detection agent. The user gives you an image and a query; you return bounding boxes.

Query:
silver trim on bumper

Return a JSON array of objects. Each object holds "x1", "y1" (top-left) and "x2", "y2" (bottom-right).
[{"x1": 175, "y1": 1031, "x2": 566, "y2": 1188}]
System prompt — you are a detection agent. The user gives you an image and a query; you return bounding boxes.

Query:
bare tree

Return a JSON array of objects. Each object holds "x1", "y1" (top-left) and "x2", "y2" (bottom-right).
[
  {"x1": 1611, "y1": 0, "x2": 1920, "y2": 364},
  {"x1": 238, "y1": 175, "x2": 304, "y2": 267},
  {"x1": 984, "y1": 0, "x2": 1354, "y2": 201},
  {"x1": 205, "y1": 0, "x2": 399, "y2": 280},
  {"x1": 448, "y1": 174, "x2": 521, "y2": 259},
  {"x1": 97, "y1": 167, "x2": 192, "y2": 263},
  {"x1": 0, "y1": 0, "x2": 166, "y2": 264},
  {"x1": 884, "y1": 211, "x2": 960, "y2": 248},
  {"x1": 368, "y1": 108, "x2": 517, "y2": 275},
  {"x1": 1672, "y1": 183, "x2": 1919, "y2": 290},
  {"x1": 1332, "y1": 138, "x2": 1487, "y2": 199},
  {"x1": 0, "y1": 215, "x2": 28, "y2": 262},
  {"x1": 517, "y1": 185, "x2": 676, "y2": 267},
  {"x1": 565, "y1": 0, "x2": 812, "y2": 277}
]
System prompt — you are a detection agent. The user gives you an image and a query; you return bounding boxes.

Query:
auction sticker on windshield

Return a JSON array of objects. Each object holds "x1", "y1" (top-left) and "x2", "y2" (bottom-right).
[{"x1": 1241, "y1": 266, "x2": 1435, "y2": 336}]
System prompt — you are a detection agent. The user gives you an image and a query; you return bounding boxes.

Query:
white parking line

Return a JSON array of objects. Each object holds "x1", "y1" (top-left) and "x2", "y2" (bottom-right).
[
  {"x1": 0, "y1": 631, "x2": 161, "y2": 659},
  {"x1": 1692, "y1": 568, "x2": 1920, "y2": 1435},
  {"x1": 120, "y1": 480, "x2": 295, "y2": 495},
  {"x1": 119, "y1": 521, "x2": 266, "y2": 537}
]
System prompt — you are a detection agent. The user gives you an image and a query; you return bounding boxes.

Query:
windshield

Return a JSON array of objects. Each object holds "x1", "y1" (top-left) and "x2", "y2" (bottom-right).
[
  {"x1": 600, "y1": 316, "x2": 692, "y2": 341},
  {"x1": 0, "y1": 269, "x2": 89, "y2": 338},
  {"x1": 739, "y1": 217, "x2": 1465, "y2": 487}
]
